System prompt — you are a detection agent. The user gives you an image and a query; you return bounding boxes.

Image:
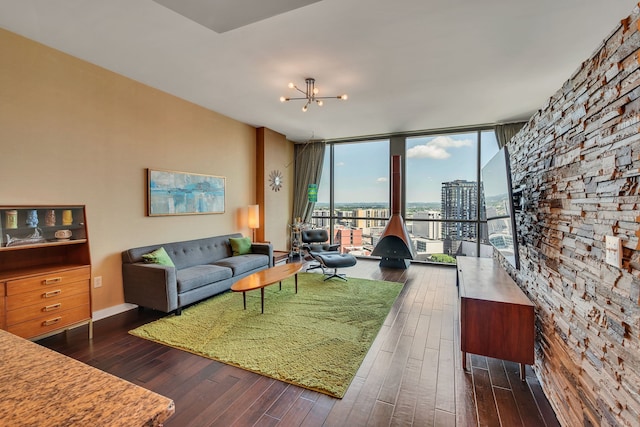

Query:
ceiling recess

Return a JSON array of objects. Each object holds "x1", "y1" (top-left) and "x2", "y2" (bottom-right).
[{"x1": 152, "y1": 0, "x2": 322, "y2": 33}]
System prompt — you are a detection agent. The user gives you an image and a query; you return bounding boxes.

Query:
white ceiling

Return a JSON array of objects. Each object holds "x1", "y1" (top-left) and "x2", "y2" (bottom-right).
[{"x1": 0, "y1": 0, "x2": 636, "y2": 142}]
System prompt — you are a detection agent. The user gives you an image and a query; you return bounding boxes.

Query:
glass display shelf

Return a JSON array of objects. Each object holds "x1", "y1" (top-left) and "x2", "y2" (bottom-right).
[{"x1": 0, "y1": 206, "x2": 87, "y2": 249}]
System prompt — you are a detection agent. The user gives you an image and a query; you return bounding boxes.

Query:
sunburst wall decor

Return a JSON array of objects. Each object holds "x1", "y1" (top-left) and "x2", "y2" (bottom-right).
[{"x1": 269, "y1": 170, "x2": 283, "y2": 192}]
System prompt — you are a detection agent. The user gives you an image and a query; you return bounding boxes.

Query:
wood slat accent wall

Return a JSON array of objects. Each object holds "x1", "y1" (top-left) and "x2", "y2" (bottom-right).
[{"x1": 506, "y1": 4, "x2": 640, "y2": 425}]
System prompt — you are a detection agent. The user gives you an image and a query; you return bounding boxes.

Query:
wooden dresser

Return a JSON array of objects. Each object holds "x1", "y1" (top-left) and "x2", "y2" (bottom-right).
[
  {"x1": 457, "y1": 256, "x2": 535, "y2": 379},
  {"x1": 0, "y1": 206, "x2": 92, "y2": 340}
]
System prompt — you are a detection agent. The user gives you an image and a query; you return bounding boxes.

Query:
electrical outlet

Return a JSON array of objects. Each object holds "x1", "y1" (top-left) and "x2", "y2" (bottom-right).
[
  {"x1": 94, "y1": 276, "x2": 103, "y2": 288},
  {"x1": 605, "y1": 236, "x2": 622, "y2": 269}
]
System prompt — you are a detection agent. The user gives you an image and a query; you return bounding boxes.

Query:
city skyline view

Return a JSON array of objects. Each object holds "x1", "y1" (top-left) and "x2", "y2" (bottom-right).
[
  {"x1": 316, "y1": 131, "x2": 499, "y2": 204},
  {"x1": 309, "y1": 131, "x2": 513, "y2": 264}
]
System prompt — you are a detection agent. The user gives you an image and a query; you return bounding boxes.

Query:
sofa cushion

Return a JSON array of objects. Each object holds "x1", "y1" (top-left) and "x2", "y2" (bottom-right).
[
  {"x1": 229, "y1": 236, "x2": 252, "y2": 256},
  {"x1": 176, "y1": 265, "x2": 233, "y2": 293},
  {"x1": 141, "y1": 247, "x2": 175, "y2": 267},
  {"x1": 214, "y1": 254, "x2": 269, "y2": 276}
]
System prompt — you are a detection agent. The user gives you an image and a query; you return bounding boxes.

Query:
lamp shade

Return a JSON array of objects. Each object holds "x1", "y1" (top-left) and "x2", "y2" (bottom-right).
[{"x1": 248, "y1": 205, "x2": 260, "y2": 229}]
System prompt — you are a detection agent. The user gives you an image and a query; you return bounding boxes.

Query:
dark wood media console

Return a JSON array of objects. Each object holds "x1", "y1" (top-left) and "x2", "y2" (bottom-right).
[{"x1": 457, "y1": 256, "x2": 535, "y2": 380}]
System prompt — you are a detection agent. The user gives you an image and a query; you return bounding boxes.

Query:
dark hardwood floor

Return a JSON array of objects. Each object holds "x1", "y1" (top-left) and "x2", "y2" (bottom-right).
[{"x1": 38, "y1": 259, "x2": 560, "y2": 426}]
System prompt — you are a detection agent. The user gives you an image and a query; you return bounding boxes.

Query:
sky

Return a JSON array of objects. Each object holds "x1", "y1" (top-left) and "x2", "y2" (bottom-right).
[{"x1": 317, "y1": 131, "x2": 500, "y2": 204}]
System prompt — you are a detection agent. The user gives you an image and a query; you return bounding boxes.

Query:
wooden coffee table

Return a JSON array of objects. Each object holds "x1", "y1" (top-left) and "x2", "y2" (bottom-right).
[{"x1": 231, "y1": 263, "x2": 303, "y2": 313}]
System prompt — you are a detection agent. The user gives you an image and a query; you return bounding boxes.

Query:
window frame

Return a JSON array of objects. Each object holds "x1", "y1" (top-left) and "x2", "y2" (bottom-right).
[{"x1": 311, "y1": 125, "x2": 497, "y2": 263}]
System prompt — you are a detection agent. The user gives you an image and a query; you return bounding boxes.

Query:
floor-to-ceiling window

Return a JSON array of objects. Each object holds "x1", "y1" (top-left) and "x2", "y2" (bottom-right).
[
  {"x1": 314, "y1": 140, "x2": 389, "y2": 255},
  {"x1": 406, "y1": 130, "x2": 498, "y2": 263},
  {"x1": 311, "y1": 128, "x2": 500, "y2": 263}
]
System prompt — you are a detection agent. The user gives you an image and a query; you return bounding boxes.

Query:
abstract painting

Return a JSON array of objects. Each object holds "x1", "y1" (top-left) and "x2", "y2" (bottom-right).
[{"x1": 147, "y1": 169, "x2": 225, "y2": 216}]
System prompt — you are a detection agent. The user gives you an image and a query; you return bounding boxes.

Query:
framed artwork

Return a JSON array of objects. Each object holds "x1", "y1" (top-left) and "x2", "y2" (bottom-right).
[{"x1": 147, "y1": 169, "x2": 225, "y2": 216}]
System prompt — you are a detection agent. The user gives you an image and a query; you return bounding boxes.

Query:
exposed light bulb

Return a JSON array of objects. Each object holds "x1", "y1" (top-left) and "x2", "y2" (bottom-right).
[{"x1": 280, "y1": 78, "x2": 347, "y2": 110}]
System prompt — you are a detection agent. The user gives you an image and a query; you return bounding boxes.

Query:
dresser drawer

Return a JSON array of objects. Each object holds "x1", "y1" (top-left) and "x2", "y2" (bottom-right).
[
  {"x1": 5, "y1": 280, "x2": 89, "y2": 312},
  {"x1": 7, "y1": 304, "x2": 90, "y2": 339},
  {"x1": 6, "y1": 291, "x2": 90, "y2": 326},
  {"x1": 6, "y1": 267, "x2": 90, "y2": 296}
]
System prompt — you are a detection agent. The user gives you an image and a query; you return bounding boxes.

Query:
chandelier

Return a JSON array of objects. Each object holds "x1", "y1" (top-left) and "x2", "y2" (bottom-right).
[{"x1": 279, "y1": 78, "x2": 347, "y2": 112}]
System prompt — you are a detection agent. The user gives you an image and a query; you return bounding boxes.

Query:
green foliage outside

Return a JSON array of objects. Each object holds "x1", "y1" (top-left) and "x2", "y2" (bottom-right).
[{"x1": 429, "y1": 254, "x2": 457, "y2": 264}]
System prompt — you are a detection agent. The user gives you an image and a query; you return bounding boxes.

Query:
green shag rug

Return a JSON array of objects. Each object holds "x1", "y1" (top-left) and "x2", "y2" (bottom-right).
[{"x1": 129, "y1": 273, "x2": 403, "y2": 398}]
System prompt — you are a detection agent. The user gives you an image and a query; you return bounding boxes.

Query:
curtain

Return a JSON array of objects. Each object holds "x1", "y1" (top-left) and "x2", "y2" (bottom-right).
[
  {"x1": 494, "y1": 122, "x2": 527, "y2": 149},
  {"x1": 292, "y1": 141, "x2": 326, "y2": 223}
]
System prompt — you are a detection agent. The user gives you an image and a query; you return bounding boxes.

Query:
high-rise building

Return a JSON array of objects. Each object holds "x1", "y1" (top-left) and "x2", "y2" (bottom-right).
[
  {"x1": 354, "y1": 208, "x2": 389, "y2": 230},
  {"x1": 411, "y1": 211, "x2": 442, "y2": 239},
  {"x1": 336, "y1": 210, "x2": 355, "y2": 227},
  {"x1": 334, "y1": 227, "x2": 365, "y2": 254},
  {"x1": 311, "y1": 209, "x2": 331, "y2": 228},
  {"x1": 441, "y1": 180, "x2": 478, "y2": 255}
]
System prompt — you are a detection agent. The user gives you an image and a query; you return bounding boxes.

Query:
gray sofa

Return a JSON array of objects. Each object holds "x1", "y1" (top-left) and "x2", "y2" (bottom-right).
[{"x1": 122, "y1": 233, "x2": 273, "y2": 314}]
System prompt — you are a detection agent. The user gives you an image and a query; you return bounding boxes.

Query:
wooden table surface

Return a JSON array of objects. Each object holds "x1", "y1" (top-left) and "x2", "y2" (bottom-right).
[
  {"x1": 231, "y1": 263, "x2": 303, "y2": 292},
  {"x1": 457, "y1": 256, "x2": 533, "y2": 305},
  {"x1": 272, "y1": 250, "x2": 290, "y2": 264},
  {"x1": 231, "y1": 263, "x2": 304, "y2": 313}
]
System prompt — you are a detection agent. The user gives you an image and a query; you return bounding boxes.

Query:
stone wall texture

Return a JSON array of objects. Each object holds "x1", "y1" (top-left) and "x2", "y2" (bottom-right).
[{"x1": 508, "y1": 4, "x2": 640, "y2": 426}]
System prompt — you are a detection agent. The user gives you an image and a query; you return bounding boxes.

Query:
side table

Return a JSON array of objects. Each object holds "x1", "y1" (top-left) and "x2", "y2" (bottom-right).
[{"x1": 273, "y1": 250, "x2": 290, "y2": 265}]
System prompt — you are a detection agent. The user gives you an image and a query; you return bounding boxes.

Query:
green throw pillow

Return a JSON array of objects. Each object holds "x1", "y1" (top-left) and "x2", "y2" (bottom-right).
[
  {"x1": 229, "y1": 237, "x2": 252, "y2": 256},
  {"x1": 142, "y1": 247, "x2": 175, "y2": 267}
]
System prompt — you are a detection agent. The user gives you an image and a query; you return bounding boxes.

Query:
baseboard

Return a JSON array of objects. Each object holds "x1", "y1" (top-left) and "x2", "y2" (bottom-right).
[{"x1": 92, "y1": 303, "x2": 138, "y2": 322}]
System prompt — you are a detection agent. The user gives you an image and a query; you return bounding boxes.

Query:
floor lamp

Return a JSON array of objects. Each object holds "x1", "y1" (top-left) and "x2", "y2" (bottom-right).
[{"x1": 248, "y1": 204, "x2": 259, "y2": 242}]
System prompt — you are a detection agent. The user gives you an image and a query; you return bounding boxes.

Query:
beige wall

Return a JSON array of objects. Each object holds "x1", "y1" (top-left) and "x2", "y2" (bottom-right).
[{"x1": 0, "y1": 29, "x2": 291, "y2": 313}]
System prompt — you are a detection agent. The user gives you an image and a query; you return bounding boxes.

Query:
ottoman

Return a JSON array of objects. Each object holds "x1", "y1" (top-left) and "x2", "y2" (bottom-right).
[{"x1": 314, "y1": 253, "x2": 357, "y2": 281}]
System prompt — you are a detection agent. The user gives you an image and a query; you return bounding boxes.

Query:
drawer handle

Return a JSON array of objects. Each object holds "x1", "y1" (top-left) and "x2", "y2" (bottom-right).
[
  {"x1": 43, "y1": 303, "x2": 62, "y2": 312},
  {"x1": 43, "y1": 290, "x2": 62, "y2": 298},
  {"x1": 44, "y1": 277, "x2": 62, "y2": 285},
  {"x1": 42, "y1": 317, "x2": 62, "y2": 326}
]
